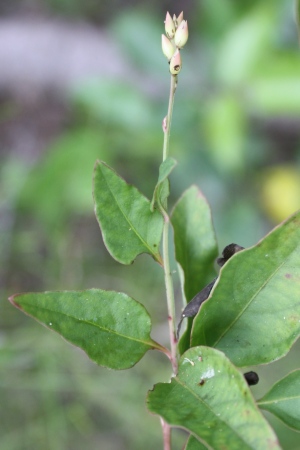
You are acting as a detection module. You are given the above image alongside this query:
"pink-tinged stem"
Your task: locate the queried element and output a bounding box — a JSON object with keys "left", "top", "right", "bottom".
{"left": 160, "top": 418, "right": 172, "bottom": 450}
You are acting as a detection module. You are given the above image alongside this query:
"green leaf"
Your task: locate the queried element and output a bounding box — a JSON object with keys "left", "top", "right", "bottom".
{"left": 178, "top": 317, "right": 193, "bottom": 356}
{"left": 9, "top": 289, "right": 163, "bottom": 370}
{"left": 171, "top": 186, "right": 218, "bottom": 354}
{"left": 184, "top": 435, "right": 210, "bottom": 449}
{"left": 257, "top": 369, "right": 300, "bottom": 431}
{"left": 171, "top": 186, "right": 218, "bottom": 302}
{"left": 191, "top": 210, "right": 300, "bottom": 366}
{"left": 150, "top": 157, "right": 177, "bottom": 211}
{"left": 147, "top": 347, "right": 281, "bottom": 450}
{"left": 93, "top": 161, "right": 163, "bottom": 264}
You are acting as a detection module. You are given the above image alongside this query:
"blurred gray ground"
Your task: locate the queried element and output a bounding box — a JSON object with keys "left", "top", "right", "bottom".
{"left": 0, "top": 17, "right": 133, "bottom": 161}
{"left": 0, "top": 18, "right": 130, "bottom": 96}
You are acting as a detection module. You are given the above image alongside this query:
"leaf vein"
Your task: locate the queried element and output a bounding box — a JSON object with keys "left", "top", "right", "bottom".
{"left": 213, "top": 258, "right": 287, "bottom": 348}
{"left": 258, "top": 395, "right": 300, "bottom": 405}
{"left": 175, "top": 377, "right": 253, "bottom": 448}
{"left": 100, "top": 164, "right": 157, "bottom": 257}
{"left": 26, "top": 304, "right": 153, "bottom": 347}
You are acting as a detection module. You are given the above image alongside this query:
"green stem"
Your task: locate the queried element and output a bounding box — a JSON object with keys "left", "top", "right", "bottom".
{"left": 162, "top": 74, "right": 178, "bottom": 376}
{"left": 163, "top": 75, "right": 177, "bottom": 161}
{"left": 162, "top": 217, "right": 178, "bottom": 375}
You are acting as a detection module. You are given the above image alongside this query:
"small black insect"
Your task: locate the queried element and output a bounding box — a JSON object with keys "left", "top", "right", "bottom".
{"left": 177, "top": 243, "right": 245, "bottom": 337}
{"left": 244, "top": 371, "right": 259, "bottom": 386}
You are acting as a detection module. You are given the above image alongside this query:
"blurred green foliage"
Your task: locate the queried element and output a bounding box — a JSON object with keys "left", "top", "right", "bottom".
{"left": 1, "top": 1, "right": 300, "bottom": 449}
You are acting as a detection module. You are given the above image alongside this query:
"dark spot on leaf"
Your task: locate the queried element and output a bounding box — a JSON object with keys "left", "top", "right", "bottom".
{"left": 285, "top": 273, "right": 292, "bottom": 279}
{"left": 198, "top": 379, "right": 205, "bottom": 386}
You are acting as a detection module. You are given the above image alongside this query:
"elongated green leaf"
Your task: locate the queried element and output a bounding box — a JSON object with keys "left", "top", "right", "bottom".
{"left": 258, "top": 370, "right": 300, "bottom": 431}
{"left": 151, "top": 157, "right": 177, "bottom": 211}
{"left": 171, "top": 186, "right": 218, "bottom": 354}
{"left": 9, "top": 289, "right": 163, "bottom": 370}
{"left": 191, "top": 210, "right": 300, "bottom": 366}
{"left": 171, "top": 186, "right": 218, "bottom": 302}
{"left": 93, "top": 161, "right": 163, "bottom": 264}
{"left": 147, "top": 347, "right": 281, "bottom": 450}
{"left": 185, "top": 435, "right": 210, "bottom": 450}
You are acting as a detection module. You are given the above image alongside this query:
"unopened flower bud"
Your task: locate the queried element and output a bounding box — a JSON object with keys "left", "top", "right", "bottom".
{"left": 165, "top": 12, "right": 175, "bottom": 39}
{"left": 162, "top": 34, "right": 176, "bottom": 60}
{"left": 177, "top": 12, "right": 184, "bottom": 26}
{"left": 169, "top": 49, "right": 182, "bottom": 75}
{"left": 174, "top": 20, "right": 188, "bottom": 49}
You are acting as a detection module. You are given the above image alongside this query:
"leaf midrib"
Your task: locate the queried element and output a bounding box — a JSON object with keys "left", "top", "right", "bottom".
{"left": 258, "top": 393, "right": 300, "bottom": 406}
{"left": 212, "top": 255, "right": 288, "bottom": 348}
{"left": 21, "top": 302, "right": 154, "bottom": 347}
{"left": 99, "top": 164, "right": 158, "bottom": 258}
{"left": 174, "top": 377, "right": 260, "bottom": 450}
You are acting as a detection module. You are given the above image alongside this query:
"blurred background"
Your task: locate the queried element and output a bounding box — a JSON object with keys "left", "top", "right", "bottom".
{"left": 1, "top": 0, "right": 300, "bottom": 449}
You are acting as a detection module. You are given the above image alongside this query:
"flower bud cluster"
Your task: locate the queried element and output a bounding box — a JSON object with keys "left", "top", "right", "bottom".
{"left": 162, "top": 11, "right": 188, "bottom": 75}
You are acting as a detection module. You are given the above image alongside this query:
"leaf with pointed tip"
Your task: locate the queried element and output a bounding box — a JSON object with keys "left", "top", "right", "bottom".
{"left": 191, "top": 210, "right": 300, "bottom": 367}
{"left": 171, "top": 186, "right": 218, "bottom": 354}
{"left": 171, "top": 186, "right": 218, "bottom": 301}
{"left": 93, "top": 161, "right": 163, "bottom": 265}
{"left": 151, "top": 156, "right": 177, "bottom": 211}
{"left": 9, "top": 289, "right": 164, "bottom": 370}
{"left": 147, "top": 347, "right": 281, "bottom": 450}
{"left": 257, "top": 370, "right": 300, "bottom": 431}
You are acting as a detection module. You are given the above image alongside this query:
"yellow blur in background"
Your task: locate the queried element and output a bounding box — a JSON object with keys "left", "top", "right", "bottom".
{"left": 260, "top": 165, "right": 300, "bottom": 222}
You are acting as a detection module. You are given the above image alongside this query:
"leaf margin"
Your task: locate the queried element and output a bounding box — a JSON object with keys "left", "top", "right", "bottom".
{"left": 9, "top": 288, "right": 166, "bottom": 370}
